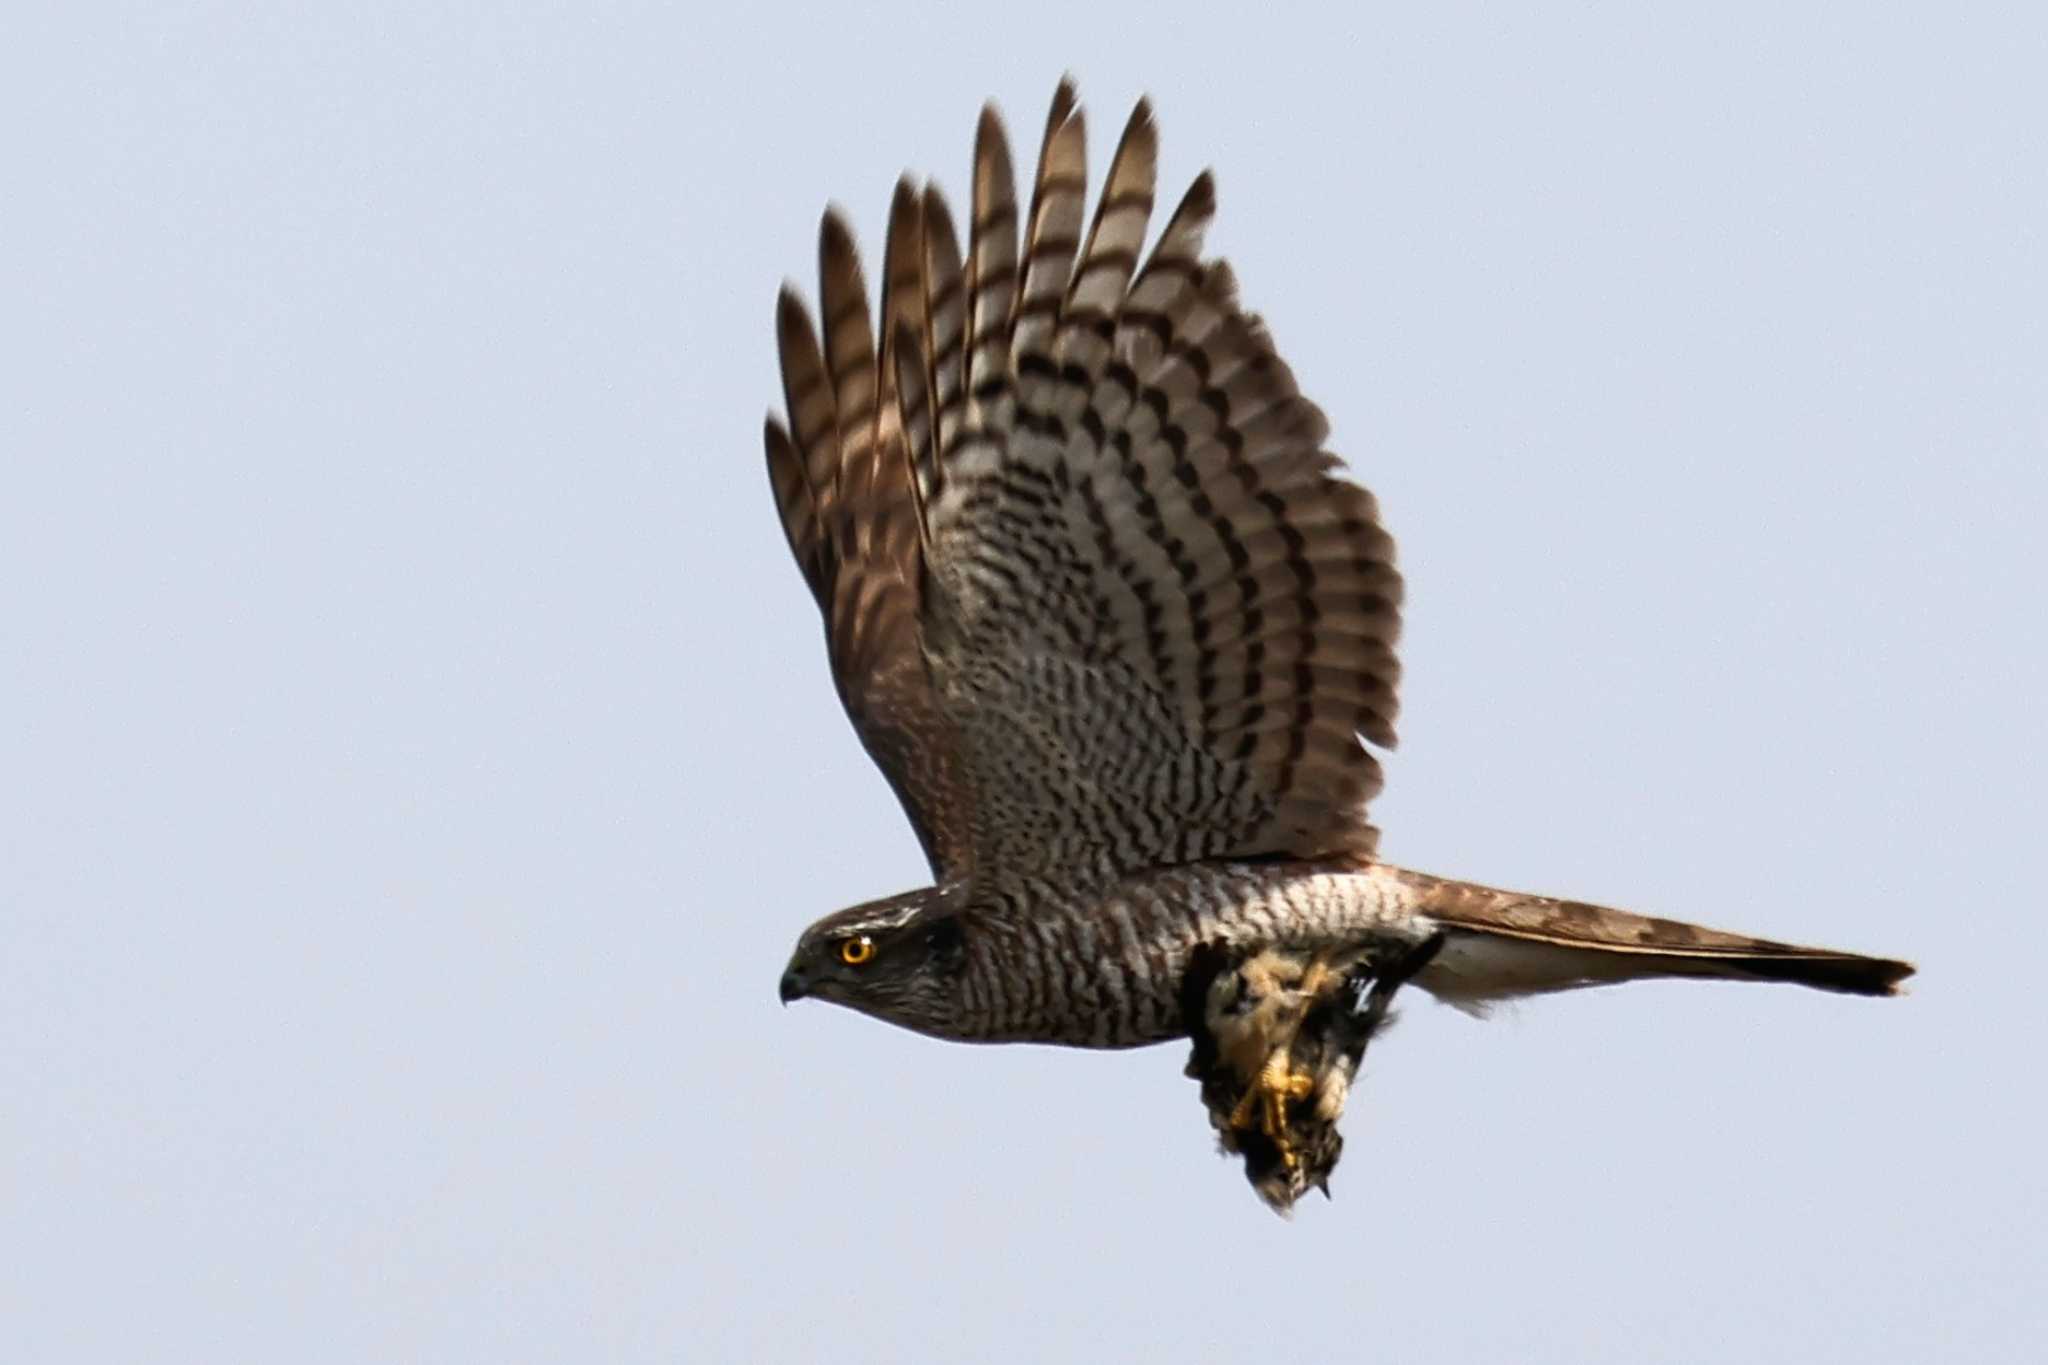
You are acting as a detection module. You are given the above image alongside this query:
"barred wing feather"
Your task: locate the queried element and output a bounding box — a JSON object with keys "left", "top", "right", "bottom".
{"left": 769, "top": 81, "right": 1402, "bottom": 888}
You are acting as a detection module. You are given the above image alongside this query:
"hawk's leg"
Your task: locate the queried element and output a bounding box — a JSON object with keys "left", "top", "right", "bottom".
{"left": 1225, "top": 955, "right": 1348, "bottom": 1167}
{"left": 1228, "top": 1050, "right": 1319, "bottom": 1166}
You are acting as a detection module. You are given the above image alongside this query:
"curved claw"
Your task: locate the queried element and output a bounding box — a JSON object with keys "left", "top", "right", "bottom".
{"left": 1227, "top": 1051, "right": 1320, "bottom": 1167}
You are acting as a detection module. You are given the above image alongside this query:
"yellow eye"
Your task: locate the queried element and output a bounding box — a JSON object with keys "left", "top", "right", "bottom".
{"left": 839, "top": 935, "right": 876, "bottom": 966}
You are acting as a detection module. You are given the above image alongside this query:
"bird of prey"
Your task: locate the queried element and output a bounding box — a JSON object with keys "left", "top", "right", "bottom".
{"left": 765, "top": 80, "right": 1912, "bottom": 1211}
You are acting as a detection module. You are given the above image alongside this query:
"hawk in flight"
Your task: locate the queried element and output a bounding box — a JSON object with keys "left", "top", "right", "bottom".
{"left": 766, "top": 81, "right": 1912, "bottom": 1211}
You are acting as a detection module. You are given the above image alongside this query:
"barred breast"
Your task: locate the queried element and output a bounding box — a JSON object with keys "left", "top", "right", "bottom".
{"left": 952, "top": 862, "right": 1430, "bottom": 1047}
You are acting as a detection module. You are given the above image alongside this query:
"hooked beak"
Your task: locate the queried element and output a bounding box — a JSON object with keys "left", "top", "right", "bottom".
{"left": 779, "top": 967, "right": 809, "bottom": 1005}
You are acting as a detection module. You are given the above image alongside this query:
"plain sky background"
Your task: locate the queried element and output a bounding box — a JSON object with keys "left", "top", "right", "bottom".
{"left": 5, "top": 3, "right": 2044, "bottom": 1361}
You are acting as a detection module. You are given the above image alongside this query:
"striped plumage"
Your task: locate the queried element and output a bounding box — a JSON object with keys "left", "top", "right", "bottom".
{"left": 765, "top": 82, "right": 1912, "bottom": 1209}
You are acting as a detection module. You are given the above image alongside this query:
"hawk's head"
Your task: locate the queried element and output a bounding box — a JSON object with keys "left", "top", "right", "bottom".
{"left": 778, "top": 884, "right": 968, "bottom": 1036}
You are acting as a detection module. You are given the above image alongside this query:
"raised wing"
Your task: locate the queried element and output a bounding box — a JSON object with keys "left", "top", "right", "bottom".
{"left": 769, "top": 81, "right": 1403, "bottom": 888}
{"left": 765, "top": 201, "right": 977, "bottom": 879}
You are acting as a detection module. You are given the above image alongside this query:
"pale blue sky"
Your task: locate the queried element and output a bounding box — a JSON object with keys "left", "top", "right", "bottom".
{"left": 4, "top": 4, "right": 2044, "bottom": 1362}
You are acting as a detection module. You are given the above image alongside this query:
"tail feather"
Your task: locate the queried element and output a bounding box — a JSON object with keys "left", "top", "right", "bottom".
{"left": 1702, "top": 950, "right": 1915, "bottom": 996}
{"left": 1383, "top": 867, "right": 1915, "bottom": 1008}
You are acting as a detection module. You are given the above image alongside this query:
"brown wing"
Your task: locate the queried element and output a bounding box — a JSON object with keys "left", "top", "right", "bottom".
{"left": 769, "top": 81, "right": 1402, "bottom": 887}
{"left": 765, "top": 192, "right": 976, "bottom": 879}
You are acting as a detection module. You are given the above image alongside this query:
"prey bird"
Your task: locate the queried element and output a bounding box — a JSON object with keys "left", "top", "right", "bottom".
{"left": 764, "top": 80, "right": 1912, "bottom": 1211}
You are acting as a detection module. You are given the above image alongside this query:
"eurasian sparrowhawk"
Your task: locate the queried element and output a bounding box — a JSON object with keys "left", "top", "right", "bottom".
{"left": 765, "top": 81, "right": 1912, "bottom": 1211}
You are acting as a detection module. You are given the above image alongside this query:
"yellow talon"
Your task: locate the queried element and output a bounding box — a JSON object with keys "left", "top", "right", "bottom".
{"left": 1227, "top": 1051, "right": 1321, "bottom": 1168}
{"left": 1227, "top": 1080, "right": 1261, "bottom": 1134}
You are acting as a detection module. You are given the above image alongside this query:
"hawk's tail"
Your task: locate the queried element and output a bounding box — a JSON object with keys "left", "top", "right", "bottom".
{"left": 1385, "top": 868, "right": 1914, "bottom": 1009}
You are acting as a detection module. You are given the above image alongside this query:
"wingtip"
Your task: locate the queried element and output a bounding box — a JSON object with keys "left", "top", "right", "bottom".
{"left": 775, "top": 284, "right": 815, "bottom": 341}
{"left": 1103, "top": 95, "right": 1159, "bottom": 186}
{"left": 921, "top": 181, "right": 958, "bottom": 238}
{"left": 1043, "top": 76, "right": 1084, "bottom": 148}
{"left": 976, "top": 100, "right": 1007, "bottom": 148}
{"left": 1124, "top": 95, "right": 1158, "bottom": 151}
{"left": 818, "top": 205, "right": 859, "bottom": 264}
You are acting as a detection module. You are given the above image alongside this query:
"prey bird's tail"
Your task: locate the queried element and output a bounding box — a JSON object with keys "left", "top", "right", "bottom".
{"left": 1383, "top": 868, "right": 1915, "bottom": 1010}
